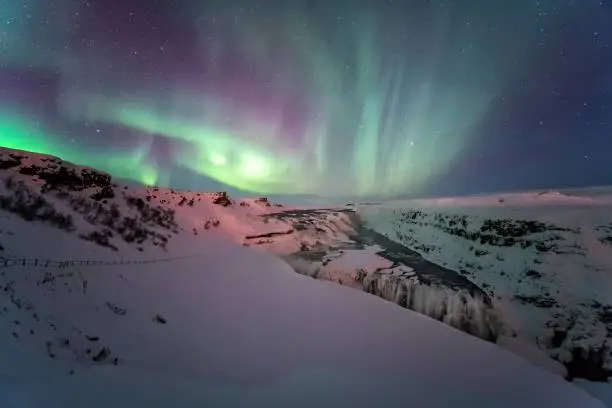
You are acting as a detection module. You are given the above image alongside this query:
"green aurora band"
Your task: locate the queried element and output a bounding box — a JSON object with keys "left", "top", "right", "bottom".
{"left": 0, "top": 110, "right": 160, "bottom": 186}
{"left": 0, "top": 2, "right": 542, "bottom": 197}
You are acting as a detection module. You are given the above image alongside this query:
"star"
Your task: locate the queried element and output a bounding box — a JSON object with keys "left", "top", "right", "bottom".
{"left": 0, "top": 0, "right": 609, "bottom": 197}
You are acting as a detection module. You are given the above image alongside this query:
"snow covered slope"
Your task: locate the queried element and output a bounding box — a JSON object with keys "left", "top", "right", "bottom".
{"left": 0, "top": 227, "right": 603, "bottom": 407}
{"left": 0, "top": 147, "right": 298, "bottom": 256}
{"left": 358, "top": 190, "right": 612, "bottom": 382}
{"left": 0, "top": 147, "right": 605, "bottom": 406}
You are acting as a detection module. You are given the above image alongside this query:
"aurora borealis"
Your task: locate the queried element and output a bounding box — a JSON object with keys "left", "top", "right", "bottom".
{"left": 1, "top": 0, "right": 611, "bottom": 198}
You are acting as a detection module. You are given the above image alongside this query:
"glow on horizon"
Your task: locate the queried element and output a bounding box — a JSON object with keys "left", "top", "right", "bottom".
{"left": 0, "top": 2, "right": 537, "bottom": 197}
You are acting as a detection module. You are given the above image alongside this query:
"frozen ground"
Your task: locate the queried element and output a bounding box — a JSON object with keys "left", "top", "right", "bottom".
{"left": 357, "top": 190, "right": 612, "bottom": 397}
{"left": 0, "top": 147, "right": 607, "bottom": 406}
{"left": 0, "top": 209, "right": 603, "bottom": 407}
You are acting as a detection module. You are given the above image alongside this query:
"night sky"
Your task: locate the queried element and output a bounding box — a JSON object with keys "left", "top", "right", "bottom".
{"left": 0, "top": 0, "right": 611, "bottom": 198}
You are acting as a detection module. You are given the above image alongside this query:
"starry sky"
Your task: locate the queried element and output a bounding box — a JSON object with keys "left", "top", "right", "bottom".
{"left": 0, "top": 0, "right": 611, "bottom": 199}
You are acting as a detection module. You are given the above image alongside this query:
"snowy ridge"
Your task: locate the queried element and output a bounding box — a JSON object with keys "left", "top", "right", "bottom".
{"left": 358, "top": 191, "right": 612, "bottom": 382}
{"left": 0, "top": 147, "right": 607, "bottom": 406}
{"left": 0, "top": 147, "right": 295, "bottom": 257}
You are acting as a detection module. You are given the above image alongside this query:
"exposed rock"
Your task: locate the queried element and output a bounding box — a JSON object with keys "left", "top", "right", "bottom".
{"left": 0, "top": 180, "right": 75, "bottom": 231}
{"left": 513, "top": 294, "right": 557, "bottom": 308}
{"left": 105, "top": 302, "right": 127, "bottom": 316}
{"left": 212, "top": 192, "right": 232, "bottom": 206}
{"left": 92, "top": 347, "right": 111, "bottom": 362}
{"left": 565, "top": 344, "right": 611, "bottom": 382}
{"left": 153, "top": 314, "right": 167, "bottom": 324}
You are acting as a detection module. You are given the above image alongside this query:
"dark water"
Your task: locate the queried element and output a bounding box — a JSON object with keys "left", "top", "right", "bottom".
{"left": 265, "top": 208, "right": 489, "bottom": 302}
{"left": 265, "top": 208, "right": 497, "bottom": 341}
{"left": 354, "top": 226, "right": 490, "bottom": 303}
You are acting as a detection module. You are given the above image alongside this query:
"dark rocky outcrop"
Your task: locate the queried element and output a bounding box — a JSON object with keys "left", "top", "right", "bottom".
{"left": 0, "top": 154, "right": 23, "bottom": 170}
{"left": 212, "top": 192, "right": 232, "bottom": 206}
{"left": 513, "top": 294, "right": 557, "bottom": 308}
{"left": 0, "top": 179, "right": 75, "bottom": 231}
{"left": 0, "top": 153, "right": 180, "bottom": 251}
{"left": 255, "top": 197, "right": 271, "bottom": 206}
{"left": 79, "top": 230, "right": 118, "bottom": 251}
{"left": 90, "top": 185, "right": 115, "bottom": 201}
{"left": 393, "top": 209, "right": 573, "bottom": 253}
{"left": 18, "top": 164, "right": 112, "bottom": 193}
{"left": 565, "top": 344, "right": 611, "bottom": 382}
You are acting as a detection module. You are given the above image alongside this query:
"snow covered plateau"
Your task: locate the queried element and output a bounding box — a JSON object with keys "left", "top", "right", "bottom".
{"left": 0, "top": 146, "right": 609, "bottom": 407}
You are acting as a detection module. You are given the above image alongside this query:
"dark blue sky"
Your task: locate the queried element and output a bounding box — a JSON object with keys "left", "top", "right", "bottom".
{"left": 436, "top": 0, "right": 612, "bottom": 197}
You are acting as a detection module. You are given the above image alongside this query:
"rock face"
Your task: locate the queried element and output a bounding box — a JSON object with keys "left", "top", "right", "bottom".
{"left": 266, "top": 209, "right": 499, "bottom": 343}
{"left": 392, "top": 209, "right": 571, "bottom": 254}
{"left": 18, "top": 164, "right": 112, "bottom": 194}
{"left": 357, "top": 201, "right": 612, "bottom": 382}
{"left": 361, "top": 267, "right": 497, "bottom": 341}
{"left": 0, "top": 148, "right": 179, "bottom": 252}
{"left": 212, "top": 192, "right": 232, "bottom": 206}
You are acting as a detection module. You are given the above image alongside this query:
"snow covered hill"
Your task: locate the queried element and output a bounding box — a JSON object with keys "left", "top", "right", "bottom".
{"left": 0, "top": 147, "right": 607, "bottom": 407}
{"left": 0, "top": 147, "right": 299, "bottom": 255}
{"left": 357, "top": 191, "right": 612, "bottom": 383}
